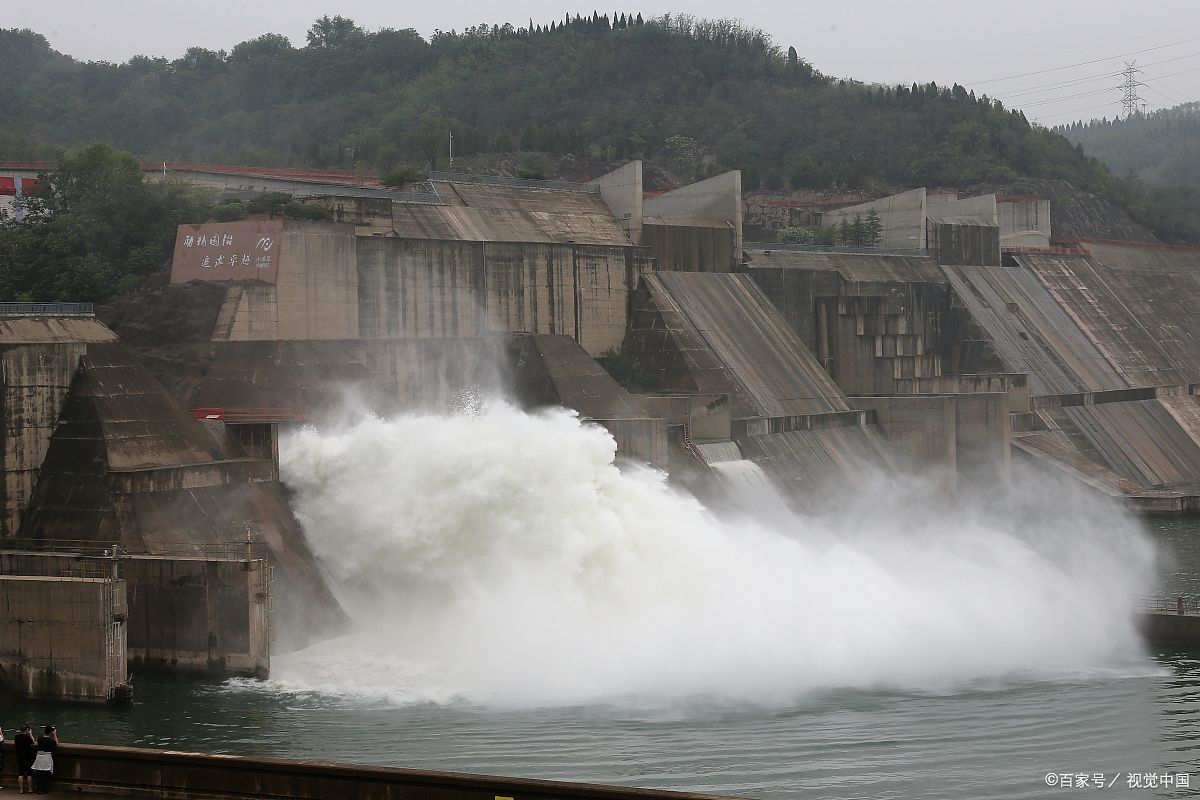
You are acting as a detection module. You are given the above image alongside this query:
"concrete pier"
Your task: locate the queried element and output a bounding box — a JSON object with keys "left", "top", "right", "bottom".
{"left": 1139, "top": 604, "right": 1200, "bottom": 648}
{"left": 0, "top": 574, "right": 129, "bottom": 702}
{"left": 0, "top": 548, "right": 270, "bottom": 680}
{"left": 0, "top": 743, "right": 747, "bottom": 800}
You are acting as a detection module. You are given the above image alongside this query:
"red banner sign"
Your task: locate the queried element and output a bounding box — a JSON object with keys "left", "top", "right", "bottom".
{"left": 170, "top": 220, "right": 284, "bottom": 284}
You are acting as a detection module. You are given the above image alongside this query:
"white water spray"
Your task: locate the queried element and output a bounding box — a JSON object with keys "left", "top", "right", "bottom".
{"left": 273, "top": 401, "right": 1156, "bottom": 707}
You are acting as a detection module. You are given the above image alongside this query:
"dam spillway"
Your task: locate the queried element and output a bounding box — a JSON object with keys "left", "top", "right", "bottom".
{"left": 1, "top": 164, "right": 1199, "bottom": 798}
{"left": 0, "top": 169, "right": 1197, "bottom": 707}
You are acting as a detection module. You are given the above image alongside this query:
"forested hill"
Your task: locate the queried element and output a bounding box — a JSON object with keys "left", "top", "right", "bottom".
{"left": 2, "top": 14, "right": 1112, "bottom": 194}
{"left": 1057, "top": 104, "right": 1200, "bottom": 190}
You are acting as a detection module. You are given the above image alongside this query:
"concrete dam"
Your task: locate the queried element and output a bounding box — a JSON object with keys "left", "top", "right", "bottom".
{"left": 0, "top": 161, "right": 1197, "bottom": 706}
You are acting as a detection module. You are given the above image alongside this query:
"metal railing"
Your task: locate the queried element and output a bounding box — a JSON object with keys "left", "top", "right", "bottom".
{"left": 0, "top": 301, "right": 95, "bottom": 316}
{"left": 1140, "top": 595, "right": 1200, "bottom": 615}
{"left": 743, "top": 243, "right": 930, "bottom": 256}
{"left": 0, "top": 537, "right": 264, "bottom": 561}
{"left": 428, "top": 170, "right": 601, "bottom": 193}
{"left": 296, "top": 182, "right": 448, "bottom": 205}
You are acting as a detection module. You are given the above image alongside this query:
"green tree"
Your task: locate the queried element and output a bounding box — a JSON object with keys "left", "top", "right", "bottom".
{"left": 415, "top": 108, "right": 453, "bottom": 170}
{"left": 863, "top": 209, "right": 883, "bottom": 245}
{"left": 305, "top": 15, "right": 364, "bottom": 48}
{"left": 837, "top": 219, "right": 851, "bottom": 245}
{"left": 0, "top": 144, "right": 211, "bottom": 302}
{"left": 848, "top": 214, "right": 866, "bottom": 245}
{"left": 0, "top": 15, "right": 1191, "bottom": 241}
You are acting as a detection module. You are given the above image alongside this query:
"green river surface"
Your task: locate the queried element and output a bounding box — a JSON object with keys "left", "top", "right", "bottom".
{"left": 4, "top": 517, "right": 1200, "bottom": 800}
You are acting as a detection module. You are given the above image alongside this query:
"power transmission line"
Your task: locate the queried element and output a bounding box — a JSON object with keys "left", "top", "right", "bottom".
{"left": 1000, "top": 71, "right": 1122, "bottom": 101}
{"left": 1015, "top": 86, "right": 1118, "bottom": 110}
{"left": 966, "top": 35, "right": 1200, "bottom": 85}
{"left": 996, "top": 51, "right": 1200, "bottom": 102}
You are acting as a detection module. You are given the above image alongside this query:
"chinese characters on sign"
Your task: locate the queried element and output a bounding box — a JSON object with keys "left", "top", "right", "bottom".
{"left": 170, "top": 220, "right": 285, "bottom": 284}
{"left": 181, "top": 231, "right": 274, "bottom": 270}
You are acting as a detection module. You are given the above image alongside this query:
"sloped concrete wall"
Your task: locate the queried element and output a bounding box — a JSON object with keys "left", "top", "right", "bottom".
{"left": 0, "top": 318, "right": 117, "bottom": 539}
{"left": 998, "top": 198, "right": 1051, "bottom": 246}
{"left": 934, "top": 194, "right": 998, "bottom": 224}
{"left": 594, "top": 161, "right": 643, "bottom": 244}
{"left": 644, "top": 170, "right": 742, "bottom": 254}
{"left": 2, "top": 342, "right": 88, "bottom": 537}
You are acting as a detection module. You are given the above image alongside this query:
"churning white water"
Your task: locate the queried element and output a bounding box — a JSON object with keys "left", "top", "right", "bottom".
{"left": 274, "top": 401, "right": 1157, "bottom": 708}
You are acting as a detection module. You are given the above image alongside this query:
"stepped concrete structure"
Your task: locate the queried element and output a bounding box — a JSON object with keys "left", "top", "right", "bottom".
{"left": 740, "top": 247, "right": 1013, "bottom": 483}
{"left": 160, "top": 166, "right": 743, "bottom": 476}
{"left": 17, "top": 341, "right": 342, "bottom": 642}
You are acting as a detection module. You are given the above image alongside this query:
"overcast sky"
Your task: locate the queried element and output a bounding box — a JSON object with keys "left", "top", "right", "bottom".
{"left": 3, "top": 0, "right": 1198, "bottom": 126}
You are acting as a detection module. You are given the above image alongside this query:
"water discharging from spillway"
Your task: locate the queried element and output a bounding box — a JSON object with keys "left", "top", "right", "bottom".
{"left": 272, "top": 400, "right": 1157, "bottom": 708}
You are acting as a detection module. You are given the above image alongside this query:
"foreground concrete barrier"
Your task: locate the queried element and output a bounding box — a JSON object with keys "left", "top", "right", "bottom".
{"left": 0, "top": 742, "right": 745, "bottom": 800}
{"left": 1139, "top": 611, "right": 1200, "bottom": 647}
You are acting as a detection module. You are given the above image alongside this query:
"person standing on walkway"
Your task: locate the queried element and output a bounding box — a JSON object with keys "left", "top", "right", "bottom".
{"left": 31, "top": 725, "right": 58, "bottom": 794}
{"left": 15, "top": 724, "right": 37, "bottom": 794}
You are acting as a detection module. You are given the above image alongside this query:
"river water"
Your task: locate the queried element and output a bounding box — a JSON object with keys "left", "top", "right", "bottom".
{"left": 6, "top": 408, "right": 1200, "bottom": 799}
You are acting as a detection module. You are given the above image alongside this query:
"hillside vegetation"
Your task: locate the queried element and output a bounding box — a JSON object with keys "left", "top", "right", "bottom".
{"left": 0, "top": 14, "right": 1194, "bottom": 242}
{"left": 1057, "top": 105, "right": 1200, "bottom": 243}
{"left": 2, "top": 16, "right": 1110, "bottom": 189}
{"left": 1058, "top": 104, "right": 1200, "bottom": 189}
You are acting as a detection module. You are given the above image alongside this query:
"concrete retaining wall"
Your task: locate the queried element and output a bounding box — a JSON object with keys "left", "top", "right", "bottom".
{"left": 954, "top": 392, "right": 1012, "bottom": 480}
{"left": 277, "top": 223, "right": 359, "bottom": 339}
{"left": 643, "top": 171, "right": 742, "bottom": 255}
{"left": 928, "top": 221, "right": 1001, "bottom": 266}
{"left": 998, "top": 198, "right": 1051, "bottom": 247}
{"left": 596, "top": 418, "right": 669, "bottom": 470}
{"left": 821, "top": 188, "right": 926, "bottom": 250}
{"left": 1139, "top": 612, "right": 1200, "bottom": 646}
{"left": 357, "top": 238, "right": 650, "bottom": 355}
{"left": 0, "top": 743, "right": 743, "bottom": 800}
{"left": 895, "top": 373, "right": 1030, "bottom": 413}
{"left": 0, "top": 552, "right": 269, "bottom": 679}
{"left": 0, "top": 575, "right": 127, "bottom": 702}
{"left": 642, "top": 223, "right": 737, "bottom": 273}
{"left": 850, "top": 396, "right": 956, "bottom": 473}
